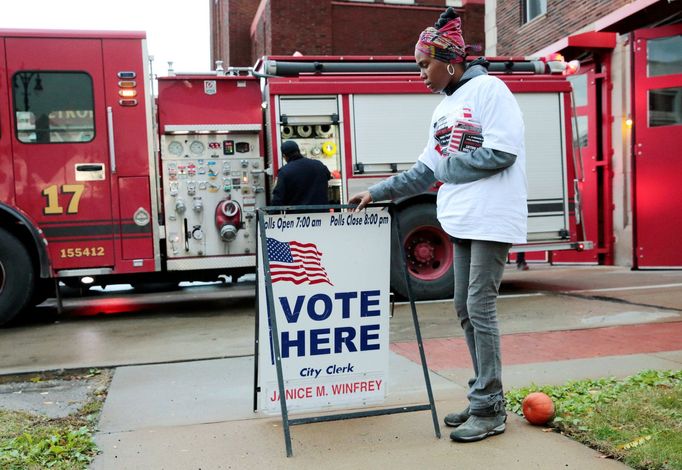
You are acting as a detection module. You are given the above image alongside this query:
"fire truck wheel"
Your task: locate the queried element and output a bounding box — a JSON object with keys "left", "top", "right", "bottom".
{"left": 391, "top": 204, "right": 454, "bottom": 300}
{"left": 0, "top": 228, "right": 36, "bottom": 326}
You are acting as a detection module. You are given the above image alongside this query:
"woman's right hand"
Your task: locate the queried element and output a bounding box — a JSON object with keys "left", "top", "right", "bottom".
{"left": 348, "top": 191, "right": 373, "bottom": 212}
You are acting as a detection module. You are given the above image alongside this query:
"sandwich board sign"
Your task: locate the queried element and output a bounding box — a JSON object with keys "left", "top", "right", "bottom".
{"left": 255, "top": 205, "right": 440, "bottom": 457}
{"left": 257, "top": 208, "right": 391, "bottom": 413}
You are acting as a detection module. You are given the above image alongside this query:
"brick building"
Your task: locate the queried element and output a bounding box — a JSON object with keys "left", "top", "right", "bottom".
{"left": 210, "top": 0, "right": 484, "bottom": 68}
{"left": 487, "top": 0, "right": 682, "bottom": 269}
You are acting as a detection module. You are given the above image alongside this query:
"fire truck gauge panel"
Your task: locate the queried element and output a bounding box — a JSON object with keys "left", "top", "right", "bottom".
{"left": 168, "top": 141, "right": 184, "bottom": 156}
{"left": 160, "top": 132, "right": 264, "bottom": 261}
{"left": 190, "top": 141, "right": 205, "bottom": 155}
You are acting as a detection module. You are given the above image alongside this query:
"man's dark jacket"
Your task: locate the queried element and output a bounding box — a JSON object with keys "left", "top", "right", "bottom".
{"left": 271, "top": 154, "right": 331, "bottom": 206}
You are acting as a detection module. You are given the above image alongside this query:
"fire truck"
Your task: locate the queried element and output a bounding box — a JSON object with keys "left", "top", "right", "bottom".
{"left": 0, "top": 29, "right": 590, "bottom": 325}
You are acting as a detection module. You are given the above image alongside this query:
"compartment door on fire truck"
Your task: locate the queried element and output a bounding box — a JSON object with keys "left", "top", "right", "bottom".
{"left": 515, "top": 92, "right": 571, "bottom": 242}
{"left": 6, "top": 36, "right": 115, "bottom": 269}
{"left": 633, "top": 24, "right": 682, "bottom": 268}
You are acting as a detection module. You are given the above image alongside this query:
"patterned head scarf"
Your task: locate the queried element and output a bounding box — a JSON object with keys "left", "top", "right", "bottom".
{"left": 415, "top": 9, "right": 467, "bottom": 64}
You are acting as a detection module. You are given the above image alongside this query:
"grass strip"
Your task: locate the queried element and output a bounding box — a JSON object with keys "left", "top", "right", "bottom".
{"left": 0, "top": 369, "right": 109, "bottom": 470}
{"left": 506, "top": 369, "right": 682, "bottom": 470}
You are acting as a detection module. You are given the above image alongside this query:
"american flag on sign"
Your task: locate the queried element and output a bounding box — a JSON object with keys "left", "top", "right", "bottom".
{"left": 266, "top": 238, "right": 333, "bottom": 285}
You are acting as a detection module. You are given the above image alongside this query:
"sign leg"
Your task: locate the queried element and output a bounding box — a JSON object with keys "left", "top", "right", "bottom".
{"left": 253, "top": 256, "right": 260, "bottom": 413}
{"left": 393, "top": 207, "right": 441, "bottom": 438}
{"left": 257, "top": 211, "right": 294, "bottom": 456}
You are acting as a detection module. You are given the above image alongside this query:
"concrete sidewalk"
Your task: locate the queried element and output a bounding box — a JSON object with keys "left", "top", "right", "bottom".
{"left": 90, "top": 321, "right": 682, "bottom": 469}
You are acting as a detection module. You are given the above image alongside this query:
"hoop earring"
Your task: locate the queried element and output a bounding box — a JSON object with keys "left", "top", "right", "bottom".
{"left": 447, "top": 63, "right": 455, "bottom": 76}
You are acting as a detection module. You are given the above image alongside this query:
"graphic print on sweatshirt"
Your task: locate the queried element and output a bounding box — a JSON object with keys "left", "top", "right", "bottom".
{"left": 433, "top": 106, "right": 483, "bottom": 158}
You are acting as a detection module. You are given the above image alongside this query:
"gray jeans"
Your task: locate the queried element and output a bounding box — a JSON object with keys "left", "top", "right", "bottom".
{"left": 452, "top": 238, "right": 511, "bottom": 417}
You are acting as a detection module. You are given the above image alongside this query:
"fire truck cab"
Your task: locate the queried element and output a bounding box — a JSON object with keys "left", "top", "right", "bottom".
{"left": 0, "top": 29, "right": 159, "bottom": 325}
{"left": 0, "top": 29, "right": 590, "bottom": 326}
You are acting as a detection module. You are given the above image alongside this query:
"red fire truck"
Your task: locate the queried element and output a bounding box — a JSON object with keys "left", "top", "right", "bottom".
{"left": 0, "top": 29, "right": 590, "bottom": 325}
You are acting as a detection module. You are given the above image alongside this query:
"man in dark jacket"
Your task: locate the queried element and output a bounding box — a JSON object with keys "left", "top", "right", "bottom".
{"left": 271, "top": 140, "right": 331, "bottom": 206}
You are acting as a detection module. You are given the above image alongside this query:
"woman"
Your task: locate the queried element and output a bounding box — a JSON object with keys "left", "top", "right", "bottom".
{"left": 349, "top": 7, "right": 527, "bottom": 443}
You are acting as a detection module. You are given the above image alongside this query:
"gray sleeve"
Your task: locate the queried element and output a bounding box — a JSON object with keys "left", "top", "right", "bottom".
{"left": 368, "top": 161, "right": 437, "bottom": 202}
{"left": 434, "top": 147, "right": 517, "bottom": 184}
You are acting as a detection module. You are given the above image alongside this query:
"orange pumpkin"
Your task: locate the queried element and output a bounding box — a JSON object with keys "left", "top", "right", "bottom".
{"left": 522, "top": 392, "right": 555, "bottom": 425}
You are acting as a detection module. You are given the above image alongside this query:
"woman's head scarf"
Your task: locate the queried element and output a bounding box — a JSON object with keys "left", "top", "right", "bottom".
{"left": 415, "top": 8, "right": 467, "bottom": 64}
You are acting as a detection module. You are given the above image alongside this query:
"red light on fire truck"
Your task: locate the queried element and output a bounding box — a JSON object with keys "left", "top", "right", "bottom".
{"left": 119, "top": 89, "right": 137, "bottom": 98}
{"left": 563, "top": 60, "right": 580, "bottom": 76}
{"left": 540, "top": 53, "right": 580, "bottom": 76}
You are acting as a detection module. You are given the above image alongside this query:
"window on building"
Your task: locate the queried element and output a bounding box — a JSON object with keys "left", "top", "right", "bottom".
{"left": 522, "top": 0, "right": 547, "bottom": 24}
{"left": 649, "top": 87, "right": 682, "bottom": 127}
{"left": 647, "top": 35, "right": 682, "bottom": 77}
{"left": 12, "top": 71, "right": 94, "bottom": 144}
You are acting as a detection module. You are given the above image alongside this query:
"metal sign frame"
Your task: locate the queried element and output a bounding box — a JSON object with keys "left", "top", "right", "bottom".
{"left": 253, "top": 203, "right": 440, "bottom": 457}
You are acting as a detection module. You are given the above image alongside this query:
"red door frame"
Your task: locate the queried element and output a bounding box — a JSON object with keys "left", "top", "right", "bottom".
{"left": 598, "top": 52, "right": 615, "bottom": 266}
{"left": 632, "top": 24, "right": 682, "bottom": 268}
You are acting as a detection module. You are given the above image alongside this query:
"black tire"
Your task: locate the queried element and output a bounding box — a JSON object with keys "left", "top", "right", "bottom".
{"left": 0, "top": 228, "right": 36, "bottom": 326}
{"left": 391, "top": 203, "right": 454, "bottom": 300}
